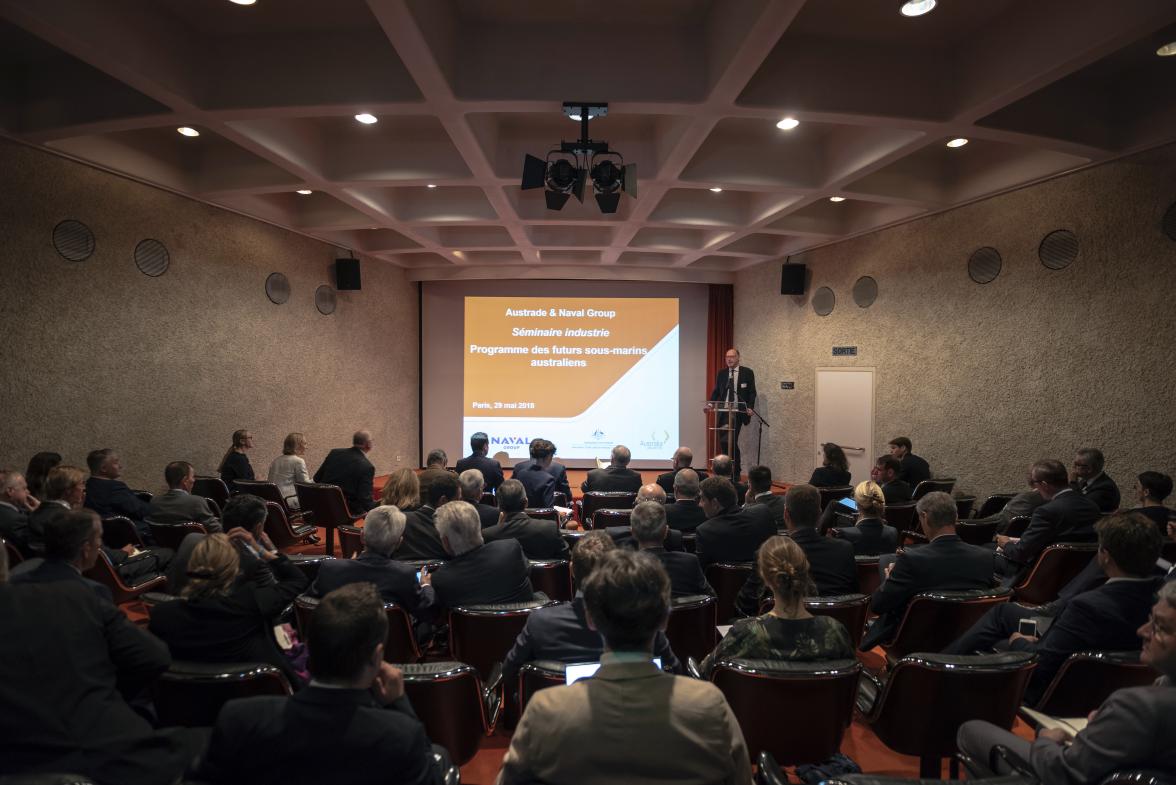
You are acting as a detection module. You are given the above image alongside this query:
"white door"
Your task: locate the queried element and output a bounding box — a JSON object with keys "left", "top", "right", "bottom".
{"left": 814, "top": 368, "right": 874, "bottom": 487}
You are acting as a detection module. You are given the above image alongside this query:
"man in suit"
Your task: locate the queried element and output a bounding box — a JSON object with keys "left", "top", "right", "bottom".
{"left": 311, "top": 505, "right": 438, "bottom": 625}
{"left": 706, "top": 348, "right": 757, "bottom": 480}
{"left": 314, "top": 430, "right": 377, "bottom": 514}
{"left": 778, "top": 483, "right": 856, "bottom": 596}
{"left": 1070, "top": 447, "right": 1121, "bottom": 513}
{"left": 11, "top": 508, "right": 113, "bottom": 602}
{"left": 655, "top": 447, "right": 707, "bottom": 496}
{"left": 430, "top": 501, "right": 534, "bottom": 607}
{"left": 83, "top": 448, "right": 152, "bottom": 539}
{"left": 482, "top": 479, "right": 569, "bottom": 560}
{"left": 195, "top": 582, "right": 447, "bottom": 785}
{"left": 417, "top": 449, "right": 452, "bottom": 507}
{"left": 603, "top": 484, "right": 688, "bottom": 553}
{"left": 0, "top": 468, "right": 39, "bottom": 555}
{"left": 694, "top": 476, "right": 775, "bottom": 568}
{"left": 582, "top": 444, "right": 643, "bottom": 493}
{"left": 997, "top": 459, "right": 1102, "bottom": 580}
{"left": 665, "top": 468, "right": 708, "bottom": 533}
{"left": 632, "top": 501, "right": 714, "bottom": 598}
{"left": 887, "top": 437, "right": 930, "bottom": 488}
{"left": 870, "top": 455, "right": 913, "bottom": 503}
{"left": 458, "top": 468, "right": 501, "bottom": 528}
{"left": 957, "top": 580, "right": 1176, "bottom": 782}
{"left": 165, "top": 494, "right": 278, "bottom": 595}
{"left": 456, "top": 431, "right": 505, "bottom": 492}
{"left": 394, "top": 471, "right": 456, "bottom": 562}
{"left": 861, "top": 491, "right": 995, "bottom": 650}
{"left": 146, "top": 460, "right": 220, "bottom": 529}
{"left": 710, "top": 454, "right": 749, "bottom": 504}
{"left": 743, "top": 464, "right": 784, "bottom": 529}
{"left": 513, "top": 438, "right": 572, "bottom": 505}
{"left": 498, "top": 548, "right": 750, "bottom": 785}
{"left": 946, "top": 512, "right": 1162, "bottom": 705}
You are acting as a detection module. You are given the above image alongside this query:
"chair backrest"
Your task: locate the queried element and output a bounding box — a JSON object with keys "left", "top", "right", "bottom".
{"left": 885, "top": 588, "right": 1013, "bottom": 659}
{"left": 295, "top": 594, "right": 420, "bottom": 663}
{"left": 528, "top": 559, "right": 572, "bottom": 602}
{"left": 100, "top": 516, "right": 141, "bottom": 549}
{"left": 516, "top": 661, "right": 567, "bottom": 718}
{"left": 336, "top": 524, "right": 364, "bottom": 559}
{"left": 975, "top": 493, "right": 1015, "bottom": 519}
{"left": 294, "top": 482, "right": 354, "bottom": 526}
{"left": 154, "top": 660, "right": 292, "bottom": 727}
{"left": 581, "top": 491, "right": 637, "bottom": 526}
{"left": 3, "top": 538, "right": 24, "bottom": 566}
{"left": 883, "top": 501, "right": 919, "bottom": 533}
{"left": 524, "top": 507, "right": 558, "bottom": 522}
{"left": 449, "top": 599, "right": 558, "bottom": 679}
{"left": 818, "top": 486, "right": 853, "bottom": 511}
{"left": 912, "top": 479, "right": 955, "bottom": 500}
{"left": 1012, "top": 542, "right": 1099, "bottom": 605}
{"left": 1005, "top": 515, "right": 1031, "bottom": 537}
{"left": 665, "top": 594, "right": 719, "bottom": 662}
{"left": 712, "top": 658, "right": 862, "bottom": 765}
{"left": 805, "top": 594, "right": 871, "bottom": 650}
{"left": 480, "top": 492, "right": 496, "bottom": 506}
{"left": 398, "top": 662, "right": 490, "bottom": 766}
{"left": 704, "top": 562, "right": 754, "bottom": 623}
{"left": 83, "top": 550, "right": 166, "bottom": 605}
{"left": 1163, "top": 538, "right": 1176, "bottom": 563}
{"left": 552, "top": 491, "right": 570, "bottom": 508}
{"left": 233, "top": 480, "right": 287, "bottom": 510}
{"left": 192, "top": 476, "right": 230, "bottom": 510}
{"left": 955, "top": 495, "right": 976, "bottom": 520}
{"left": 1034, "top": 651, "right": 1158, "bottom": 717}
{"left": 855, "top": 556, "right": 882, "bottom": 597}
{"left": 1099, "top": 771, "right": 1176, "bottom": 785}
{"left": 591, "top": 508, "right": 632, "bottom": 530}
{"left": 146, "top": 521, "right": 207, "bottom": 550}
{"left": 868, "top": 652, "right": 1035, "bottom": 760}
{"left": 956, "top": 519, "right": 1000, "bottom": 546}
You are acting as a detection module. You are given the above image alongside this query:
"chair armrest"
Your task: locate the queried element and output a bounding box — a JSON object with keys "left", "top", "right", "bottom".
{"left": 990, "top": 744, "right": 1035, "bottom": 778}
{"left": 756, "top": 751, "right": 789, "bottom": 785}
{"left": 483, "top": 661, "right": 504, "bottom": 732}
{"left": 129, "top": 574, "right": 168, "bottom": 593}
{"left": 484, "top": 661, "right": 504, "bottom": 695}
{"left": 856, "top": 668, "right": 885, "bottom": 717}
{"left": 686, "top": 656, "right": 702, "bottom": 680}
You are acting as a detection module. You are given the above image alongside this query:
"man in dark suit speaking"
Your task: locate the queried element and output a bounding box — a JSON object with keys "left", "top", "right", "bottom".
{"left": 706, "top": 348, "right": 756, "bottom": 479}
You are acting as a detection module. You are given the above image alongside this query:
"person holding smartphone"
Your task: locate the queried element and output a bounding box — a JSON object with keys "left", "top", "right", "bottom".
{"left": 829, "top": 481, "right": 899, "bottom": 556}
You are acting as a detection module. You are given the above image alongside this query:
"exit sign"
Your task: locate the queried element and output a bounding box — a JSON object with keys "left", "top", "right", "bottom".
{"left": 832, "top": 346, "right": 858, "bottom": 356}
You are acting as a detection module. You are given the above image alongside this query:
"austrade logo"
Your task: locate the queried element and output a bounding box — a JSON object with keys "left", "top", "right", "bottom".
{"left": 489, "top": 435, "right": 531, "bottom": 447}
{"left": 639, "top": 429, "right": 671, "bottom": 450}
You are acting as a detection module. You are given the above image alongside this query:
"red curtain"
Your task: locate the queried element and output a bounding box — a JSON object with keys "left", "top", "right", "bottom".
{"left": 706, "top": 283, "right": 734, "bottom": 399}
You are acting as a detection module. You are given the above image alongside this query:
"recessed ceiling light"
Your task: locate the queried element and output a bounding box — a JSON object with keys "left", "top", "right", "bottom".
{"left": 900, "top": 0, "right": 936, "bottom": 17}
{"left": 176, "top": 126, "right": 199, "bottom": 137}
{"left": 426, "top": 184, "right": 438, "bottom": 189}
{"left": 228, "top": 0, "right": 257, "bottom": 5}
{"left": 1157, "top": 41, "right": 1176, "bottom": 57}
{"left": 829, "top": 196, "right": 846, "bottom": 202}
{"left": 776, "top": 117, "right": 800, "bottom": 131}
{"left": 354, "top": 113, "right": 378, "bottom": 125}
{"left": 568, "top": 114, "right": 582, "bottom": 122}
{"left": 296, "top": 189, "right": 313, "bottom": 195}
{"left": 709, "top": 187, "right": 723, "bottom": 193}
{"left": 946, "top": 137, "right": 969, "bottom": 148}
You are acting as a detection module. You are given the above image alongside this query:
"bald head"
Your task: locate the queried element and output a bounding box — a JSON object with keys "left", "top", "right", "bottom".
{"left": 353, "top": 431, "right": 373, "bottom": 451}
{"left": 611, "top": 445, "right": 632, "bottom": 467}
{"left": 673, "top": 468, "right": 700, "bottom": 500}
{"left": 672, "top": 447, "right": 694, "bottom": 471}
{"left": 637, "top": 483, "right": 666, "bottom": 505}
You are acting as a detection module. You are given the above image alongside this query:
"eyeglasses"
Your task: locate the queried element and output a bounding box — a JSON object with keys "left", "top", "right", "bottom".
{"left": 1146, "top": 613, "right": 1174, "bottom": 639}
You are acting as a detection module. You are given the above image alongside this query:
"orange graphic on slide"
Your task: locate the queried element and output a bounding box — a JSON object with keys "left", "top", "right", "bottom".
{"left": 464, "top": 297, "right": 678, "bottom": 418}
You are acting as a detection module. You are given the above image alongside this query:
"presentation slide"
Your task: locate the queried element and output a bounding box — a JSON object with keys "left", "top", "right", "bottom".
{"left": 463, "top": 296, "right": 679, "bottom": 461}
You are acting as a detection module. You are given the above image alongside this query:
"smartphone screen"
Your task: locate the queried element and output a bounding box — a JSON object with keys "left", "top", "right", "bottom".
{"left": 837, "top": 496, "right": 858, "bottom": 512}
{"left": 415, "top": 570, "right": 422, "bottom": 583}
{"left": 1018, "top": 618, "right": 1038, "bottom": 636}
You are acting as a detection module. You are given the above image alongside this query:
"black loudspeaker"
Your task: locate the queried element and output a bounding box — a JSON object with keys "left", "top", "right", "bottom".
{"left": 335, "top": 258, "right": 361, "bottom": 290}
{"left": 781, "top": 263, "right": 806, "bottom": 295}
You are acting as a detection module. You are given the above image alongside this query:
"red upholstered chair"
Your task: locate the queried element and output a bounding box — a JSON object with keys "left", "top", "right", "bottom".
{"left": 580, "top": 491, "right": 637, "bottom": 527}
{"left": 805, "top": 593, "right": 871, "bottom": 650}
{"left": 399, "top": 662, "right": 498, "bottom": 766}
{"left": 146, "top": 521, "right": 206, "bottom": 550}
{"left": 1012, "top": 543, "right": 1098, "bottom": 606}
{"left": 294, "top": 482, "right": 362, "bottom": 557}
{"left": 883, "top": 502, "right": 918, "bottom": 536}
{"left": 975, "top": 493, "right": 1015, "bottom": 519}
{"left": 1032, "top": 651, "right": 1158, "bottom": 717}
{"left": 553, "top": 491, "right": 569, "bottom": 508}
{"left": 262, "top": 501, "right": 317, "bottom": 551}
{"left": 957, "top": 519, "right": 1000, "bottom": 545}
{"left": 448, "top": 598, "right": 558, "bottom": 681}
{"left": 1005, "top": 515, "right": 1032, "bottom": 537}
{"left": 955, "top": 495, "right": 976, "bottom": 520}
{"left": 704, "top": 562, "right": 754, "bottom": 623}
{"left": 665, "top": 594, "right": 719, "bottom": 662}
{"left": 154, "top": 661, "right": 292, "bottom": 727}
{"left": 295, "top": 594, "right": 421, "bottom": 663}
{"left": 591, "top": 508, "right": 632, "bottom": 530}
{"left": 100, "top": 516, "right": 142, "bottom": 549}
{"left": 818, "top": 486, "right": 852, "bottom": 511}
{"left": 524, "top": 507, "right": 559, "bottom": 522}
{"left": 83, "top": 550, "right": 166, "bottom": 605}
{"left": 882, "top": 587, "right": 1013, "bottom": 661}
{"left": 912, "top": 479, "right": 955, "bottom": 500}
{"left": 336, "top": 524, "right": 363, "bottom": 559}
{"left": 855, "top": 556, "right": 882, "bottom": 597}
{"left": 480, "top": 492, "right": 497, "bottom": 506}
{"left": 192, "top": 476, "right": 231, "bottom": 512}
{"left": 516, "top": 661, "right": 567, "bottom": 718}
{"left": 529, "top": 559, "right": 572, "bottom": 602}
{"left": 236, "top": 480, "right": 313, "bottom": 525}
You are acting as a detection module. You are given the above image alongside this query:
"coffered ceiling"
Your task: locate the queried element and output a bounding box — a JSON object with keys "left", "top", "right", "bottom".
{"left": 3, "top": 0, "right": 1175, "bottom": 282}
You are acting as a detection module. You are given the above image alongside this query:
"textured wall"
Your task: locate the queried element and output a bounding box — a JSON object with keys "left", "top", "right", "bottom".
{"left": 0, "top": 140, "right": 419, "bottom": 492}
{"left": 735, "top": 144, "right": 1176, "bottom": 502}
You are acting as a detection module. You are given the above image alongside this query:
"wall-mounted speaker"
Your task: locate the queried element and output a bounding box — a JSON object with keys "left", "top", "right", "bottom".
{"left": 781, "top": 263, "right": 806, "bottom": 295}
{"left": 335, "top": 258, "right": 361, "bottom": 290}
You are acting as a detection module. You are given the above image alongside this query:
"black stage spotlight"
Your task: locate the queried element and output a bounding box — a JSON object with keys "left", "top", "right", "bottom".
{"left": 521, "top": 154, "right": 547, "bottom": 190}
{"left": 591, "top": 159, "right": 622, "bottom": 213}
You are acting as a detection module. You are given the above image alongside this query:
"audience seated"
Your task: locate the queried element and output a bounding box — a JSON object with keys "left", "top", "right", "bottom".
{"left": 166, "top": 494, "right": 278, "bottom": 595}
{"left": 497, "top": 548, "right": 749, "bottom": 785}
{"left": 267, "top": 432, "right": 311, "bottom": 510}
{"left": 456, "top": 431, "right": 505, "bottom": 492}
{"left": 972, "top": 488, "right": 1048, "bottom": 533}
{"left": 430, "top": 501, "right": 535, "bottom": 607}
{"left": 0, "top": 467, "right": 39, "bottom": 555}
{"left": 709, "top": 454, "right": 748, "bottom": 503}
{"left": 84, "top": 448, "right": 152, "bottom": 539}
{"left": 871, "top": 454, "right": 913, "bottom": 503}
{"left": 888, "top": 436, "right": 931, "bottom": 487}
{"left": 0, "top": 546, "right": 205, "bottom": 785}
{"left": 417, "top": 448, "right": 452, "bottom": 506}
{"left": 218, "top": 428, "right": 256, "bottom": 491}
{"left": 996, "top": 459, "right": 1102, "bottom": 580}
{"left": 695, "top": 476, "right": 776, "bottom": 569}
{"left": 1130, "top": 470, "right": 1172, "bottom": 536}
{"left": 311, "top": 505, "right": 438, "bottom": 626}
{"left": 512, "top": 438, "right": 560, "bottom": 508}
{"left": 394, "top": 471, "right": 457, "bottom": 562}
{"left": 195, "top": 583, "right": 448, "bottom": 785}
{"left": 24, "top": 450, "right": 61, "bottom": 501}
{"left": 581, "top": 444, "right": 643, "bottom": 493}
{"left": 958, "top": 580, "right": 1176, "bottom": 781}
{"left": 482, "top": 479, "right": 569, "bottom": 560}
{"left": 314, "top": 430, "right": 377, "bottom": 514}
{"left": 860, "top": 491, "right": 994, "bottom": 651}
{"left": 381, "top": 466, "right": 422, "bottom": 513}
{"left": 946, "top": 512, "right": 1162, "bottom": 705}
{"left": 601, "top": 485, "right": 687, "bottom": 552}
{"left": 655, "top": 446, "right": 707, "bottom": 496}
{"left": 665, "top": 468, "right": 708, "bottom": 533}
{"left": 809, "top": 442, "right": 852, "bottom": 487}
{"left": 459, "top": 468, "right": 502, "bottom": 528}
{"left": 743, "top": 464, "right": 784, "bottom": 528}
{"left": 701, "top": 535, "right": 853, "bottom": 678}
{"left": 513, "top": 438, "right": 572, "bottom": 503}
{"left": 149, "top": 531, "right": 308, "bottom": 686}
{"left": 12, "top": 508, "right": 115, "bottom": 602}
{"left": 831, "top": 481, "right": 899, "bottom": 556}
{"left": 631, "top": 501, "right": 713, "bottom": 598}
{"left": 1069, "top": 447, "right": 1121, "bottom": 513}
{"left": 146, "top": 460, "right": 220, "bottom": 529}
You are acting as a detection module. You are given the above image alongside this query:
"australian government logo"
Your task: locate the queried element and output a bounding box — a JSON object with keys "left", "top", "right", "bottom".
{"left": 639, "top": 430, "right": 671, "bottom": 450}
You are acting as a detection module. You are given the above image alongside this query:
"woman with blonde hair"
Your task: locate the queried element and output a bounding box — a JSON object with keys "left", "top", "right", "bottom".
{"left": 831, "top": 480, "right": 899, "bottom": 556}
{"left": 148, "top": 532, "right": 308, "bottom": 686}
{"left": 218, "top": 429, "right": 255, "bottom": 491}
{"left": 700, "top": 535, "right": 853, "bottom": 678}
{"left": 268, "top": 432, "right": 311, "bottom": 509}
{"left": 381, "top": 467, "right": 421, "bottom": 512}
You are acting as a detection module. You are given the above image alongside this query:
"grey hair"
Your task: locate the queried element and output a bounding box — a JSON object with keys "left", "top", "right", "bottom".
{"left": 637, "top": 483, "right": 666, "bottom": 504}
{"left": 1159, "top": 580, "right": 1176, "bottom": 610}
{"left": 362, "top": 505, "right": 406, "bottom": 556}
{"left": 1076, "top": 447, "right": 1105, "bottom": 473}
{"left": 915, "top": 491, "right": 957, "bottom": 530}
{"left": 458, "top": 468, "right": 485, "bottom": 500}
{"left": 0, "top": 470, "right": 21, "bottom": 494}
{"left": 673, "top": 468, "right": 700, "bottom": 499}
{"left": 436, "top": 501, "right": 483, "bottom": 556}
{"left": 630, "top": 501, "right": 667, "bottom": 544}
{"left": 611, "top": 445, "right": 632, "bottom": 466}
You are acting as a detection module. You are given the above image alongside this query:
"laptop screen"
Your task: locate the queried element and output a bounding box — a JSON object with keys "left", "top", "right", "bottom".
{"left": 565, "top": 657, "right": 663, "bottom": 684}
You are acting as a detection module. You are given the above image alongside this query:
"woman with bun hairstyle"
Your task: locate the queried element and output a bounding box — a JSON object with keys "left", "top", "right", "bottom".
{"left": 831, "top": 480, "right": 899, "bottom": 556}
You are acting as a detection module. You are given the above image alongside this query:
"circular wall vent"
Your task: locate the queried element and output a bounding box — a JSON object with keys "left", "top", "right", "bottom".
{"left": 968, "top": 246, "right": 1002, "bottom": 284}
{"left": 1161, "top": 201, "right": 1176, "bottom": 242}
{"left": 812, "top": 286, "right": 835, "bottom": 316}
{"left": 315, "top": 285, "right": 336, "bottom": 315}
{"left": 52, "top": 220, "right": 95, "bottom": 262}
{"left": 1039, "top": 229, "right": 1079, "bottom": 270}
{"left": 133, "top": 239, "right": 169, "bottom": 277}
{"left": 265, "top": 272, "right": 290, "bottom": 304}
{"left": 852, "top": 276, "right": 878, "bottom": 308}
